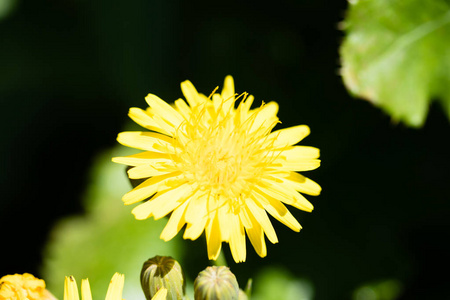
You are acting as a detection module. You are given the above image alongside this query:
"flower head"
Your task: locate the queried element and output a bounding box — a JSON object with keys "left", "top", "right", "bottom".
{"left": 0, "top": 273, "right": 56, "bottom": 300}
{"left": 64, "top": 273, "right": 124, "bottom": 300}
{"left": 113, "top": 75, "right": 321, "bottom": 262}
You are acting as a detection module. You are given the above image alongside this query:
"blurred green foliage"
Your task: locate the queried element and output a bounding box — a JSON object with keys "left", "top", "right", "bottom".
{"left": 251, "top": 267, "right": 314, "bottom": 300}
{"left": 353, "top": 279, "right": 403, "bottom": 300}
{"left": 340, "top": 0, "right": 450, "bottom": 127}
{"left": 41, "top": 146, "right": 184, "bottom": 299}
{"left": 0, "top": 0, "right": 17, "bottom": 20}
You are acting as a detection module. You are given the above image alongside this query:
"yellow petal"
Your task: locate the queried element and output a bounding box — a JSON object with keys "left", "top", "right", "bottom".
{"left": 273, "top": 146, "right": 320, "bottom": 172}
{"left": 259, "top": 179, "right": 314, "bottom": 212}
{"left": 174, "top": 98, "right": 192, "bottom": 120}
{"left": 268, "top": 125, "right": 310, "bottom": 149}
{"left": 217, "top": 205, "right": 231, "bottom": 242}
{"left": 160, "top": 201, "right": 189, "bottom": 241}
{"left": 245, "top": 221, "right": 267, "bottom": 258}
{"left": 253, "top": 188, "right": 302, "bottom": 232}
{"left": 181, "top": 80, "right": 202, "bottom": 108}
{"left": 245, "top": 197, "right": 278, "bottom": 244}
{"left": 116, "top": 131, "right": 175, "bottom": 153}
{"left": 236, "top": 94, "right": 254, "bottom": 123}
{"left": 272, "top": 146, "right": 320, "bottom": 160}
{"left": 105, "top": 273, "right": 124, "bottom": 300}
{"left": 278, "top": 172, "right": 322, "bottom": 196}
{"left": 212, "top": 93, "right": 224, "bottom": 115}
{"left": 238, "top": 205, "right": 252, "bottom": 229}
{"left": 206, "top": 213, "right": 222, "bottom": 260}
{"left": 248, "top": 102, "right": 279, "bottom": 134}
{"left": 184, "top": 192, "right": 207, "bottom": 223}
{"left": 229, "top": 214, "right": 246, "bottom": 263}
{"left": 149, "top": 113, "right": 178, "bottom": 136}
{"left": 132, "top": 183, "right": 191, "bottom": 220}
{"left": 276, "top": 159, "right": 321, "bottom": 172}
{"left": 80, "top": 279, "right": 92, "bottom": 300}
{"left": 221, "top": 75, "right": 235, "bottom": 101}
{"left": 220, "top": 75, "right": 235, "bottom": 113}
{"left": 64, "top": 276, "right": 79, "bottom": 300}
{"left": 145, "top": 94, "right": 184, "bottom": 128}
{"left": 128, "top": 107, "right": 171, "bottom": 135}
{"left": 127, "top": 164, "right": 174, "bottom": 179}
{"left": 112, "top": 151, "right": 173, "bottom": 166}
{"left": 122, "top": 171, "right": 183, "bottom": 205}
{"left": 183, "top": 217, "right": 207, "bottom": 240}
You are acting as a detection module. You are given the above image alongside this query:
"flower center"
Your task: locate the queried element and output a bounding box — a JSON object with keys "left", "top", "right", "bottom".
{"left": 175, "top": 104, "right": 265, "bottom": 200}
{"left": 195, "top": 130, "right": 249, "bottom": 198}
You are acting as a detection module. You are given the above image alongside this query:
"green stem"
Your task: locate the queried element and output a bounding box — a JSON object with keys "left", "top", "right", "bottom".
{"left": 213, "top": 251, "right": 228, "bottom": 267}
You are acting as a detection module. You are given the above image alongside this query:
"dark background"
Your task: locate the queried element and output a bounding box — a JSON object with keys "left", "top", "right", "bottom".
{"left": 1, "top": 1, "right": 449, "bottom": 299}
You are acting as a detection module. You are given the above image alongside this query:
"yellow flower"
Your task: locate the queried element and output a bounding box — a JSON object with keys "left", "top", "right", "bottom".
{"left": 0, "top": 273, "right": 56, "bottom": 300}
{"left": 113, "top": 75, "right": 321, "bottom": 262}
{"left": 64, "top": 273, "right": 124, "bottom": 300}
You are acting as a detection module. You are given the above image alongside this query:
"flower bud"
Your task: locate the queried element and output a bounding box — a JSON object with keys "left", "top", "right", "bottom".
{"left": 140, "top": 256, "right": 185, "bottom": 300}
{"left": 0, "top": 273, "right": 56, "bottom": 300}
{"left": 194, "top": 266, "right": 239, "bottom": 300}
{"left": 238, "top": 289, "right": 248, "bottom": 300}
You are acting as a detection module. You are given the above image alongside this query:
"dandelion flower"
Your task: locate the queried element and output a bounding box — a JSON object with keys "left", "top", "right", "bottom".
{"left": 113, "top": 76, "right": 321, "bottom": 262}
{"left": 64, "top": 273, "right": 124, "bottom": 300}
{"left": 0, "top": 273, "right": 56, "bottom": 300}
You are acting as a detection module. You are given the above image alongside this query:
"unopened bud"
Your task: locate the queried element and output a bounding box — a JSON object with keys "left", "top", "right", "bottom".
{"left": 238, "top": 289, "right": 248, "bottom": 300}
{"left": 140, "top": 256, "right": 185, "bottom": 300}
{"left": 194, "top": 266, "right": 239, "bottom": 300}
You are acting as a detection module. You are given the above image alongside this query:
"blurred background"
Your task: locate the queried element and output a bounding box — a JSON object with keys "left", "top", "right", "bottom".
{"left": 1, "top": 0, "right": 449, "bottom": 299}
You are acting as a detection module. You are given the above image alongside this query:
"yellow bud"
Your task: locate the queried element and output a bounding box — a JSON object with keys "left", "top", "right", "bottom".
{"left": 194, "top": 266, "right": 239, "bottom": 300}
{"left": 140, "top": 256, "right": 185, "bottom": 300}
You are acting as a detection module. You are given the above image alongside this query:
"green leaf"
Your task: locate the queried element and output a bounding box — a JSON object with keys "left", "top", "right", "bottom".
{"left": 352, "top": 279, "right": 403, "bottom": 300}
{"left": 250, "top": 267, "right": 314, "bottom": 300}
{"left": 0, "top": 0, "right": 18, "bottom": 21}
{"left": 340, "top": 0, "right": 450, "bottom": 127}
{"left": 40, "top": 147, "right": 184, "bottom": 299}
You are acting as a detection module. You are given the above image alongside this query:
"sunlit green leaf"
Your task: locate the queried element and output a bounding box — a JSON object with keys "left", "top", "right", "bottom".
{"left": 251, "top": 267, "right": 314, "bottom": 300}
{"left": 340, "top": 0, "right": 450, "bottom": 127}
{"left": 41, "top": 147, "right": 184, "bottom": 299}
